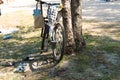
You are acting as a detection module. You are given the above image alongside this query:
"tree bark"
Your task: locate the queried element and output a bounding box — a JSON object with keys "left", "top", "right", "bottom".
{"left": 71, "top": 0, "right": 86, "bottom": 52}
{"left": 61, "top": 0, "right": 75, "bottom": 54}
{"left": 0, "top": 0, "right": 3, "bottom": 4}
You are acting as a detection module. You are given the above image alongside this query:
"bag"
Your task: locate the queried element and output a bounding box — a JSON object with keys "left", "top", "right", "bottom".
{"left": 33, "top": 2, "right": 45, "bottom": 28}
{"left": 34, "top": 15, "right": 45, "bottom": 28}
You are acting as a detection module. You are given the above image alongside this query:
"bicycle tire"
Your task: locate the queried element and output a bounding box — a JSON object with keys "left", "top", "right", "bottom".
{"left": 52, "top": 23, "right": 65, "bottom": 63}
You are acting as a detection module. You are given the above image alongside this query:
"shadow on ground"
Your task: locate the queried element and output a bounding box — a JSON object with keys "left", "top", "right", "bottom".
{"left": 0, "top": 26, "right": 59, "bottom": 74}
{"left": 43, "top": 34, "right": 120, "bottom": 80}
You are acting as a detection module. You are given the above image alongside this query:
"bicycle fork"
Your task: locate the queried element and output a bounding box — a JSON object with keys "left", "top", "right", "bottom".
{"left": 41, "top": 24, "right": 56, "bottom": 52}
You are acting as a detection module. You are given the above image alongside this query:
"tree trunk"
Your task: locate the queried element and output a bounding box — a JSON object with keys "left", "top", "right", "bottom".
{"left": 0, "top": 0, "right": 3, "bottom": 4}
{"left": 71, "top": 0, "right": 86, "bottom": 52}
{"left": 61, "top": 0, "right": 75, "bottom": 54}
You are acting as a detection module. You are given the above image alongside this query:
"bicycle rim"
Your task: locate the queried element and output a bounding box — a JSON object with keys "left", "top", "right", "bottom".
{"left": 52, "top": 23, "right": 65, "bottom": 63}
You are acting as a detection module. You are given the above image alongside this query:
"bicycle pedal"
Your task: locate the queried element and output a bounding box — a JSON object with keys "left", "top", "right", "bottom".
{"left": 51, "top": 41, "right": 56, "bottom": 44}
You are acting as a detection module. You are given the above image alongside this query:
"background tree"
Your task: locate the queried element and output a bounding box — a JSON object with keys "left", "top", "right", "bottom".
{"left": 0, "top": 0, "right": 3, "bottom": 4}
{"left": 71, "top": 0, "right": 86, "bottom": 52}
{"left": 61, "top": 0, "right": 75, "bottom": 54}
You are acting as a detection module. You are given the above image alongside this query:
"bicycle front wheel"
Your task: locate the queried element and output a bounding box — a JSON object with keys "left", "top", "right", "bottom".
{"left": 52, "top": 23, "right": 65, "bottom": 63}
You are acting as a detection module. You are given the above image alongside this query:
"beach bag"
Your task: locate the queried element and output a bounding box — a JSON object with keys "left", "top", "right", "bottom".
{"left": 33, "top": 2, "right": 45, "bottom": 28}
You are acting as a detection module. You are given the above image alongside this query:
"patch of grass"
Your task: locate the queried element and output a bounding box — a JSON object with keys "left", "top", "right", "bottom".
{"left": 110, "top": 72, "right": 120, "bottom": 80}
{"left": 75, "top": 53, "right": 91, "bottom": 72}
{"left": 94, "top": 76, "right": 111, "bottom": 80}
{"left": 0, "top": 30, "right": 41, "bottom": 60}
{"left": 100, "top": 43, "right": 119, "bottom": 52}
{"left": 0, "top": 15, "right": 41, "bottom": 60}
{"left": 85, "top": 33, "right": 120, "bottom": 54}
{"left": 0, "top": 9, "right": 49, "bottom": 80}
{"left": 41, "top": 76, "right": 50, "bottom": 80}
{"left": 115, "top": 32, "right": 120, "bottom": 37}
{"left": 83, "top": 30, "right": 120, "bottom": 80}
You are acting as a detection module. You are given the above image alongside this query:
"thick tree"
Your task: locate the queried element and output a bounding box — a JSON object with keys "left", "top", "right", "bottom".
{"left": 0, "top": 0, "right": 3, "bottom": 4}
{"left": 71, "top": 0, "right": 86, "bottom": 52}
{"left": 61, "top": 0, "right": 75, "bottom": 54}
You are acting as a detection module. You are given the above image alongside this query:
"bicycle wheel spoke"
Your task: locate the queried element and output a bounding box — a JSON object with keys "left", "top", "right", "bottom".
{"left": 52, "top": 23, "right": 65, "bottom": 62}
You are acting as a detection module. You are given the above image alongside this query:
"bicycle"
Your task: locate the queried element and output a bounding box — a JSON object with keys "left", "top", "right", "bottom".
{"left": 0, "top": 0, "right": 65, "bottom": 71}
{"left": 36, "top": 0, "right": 65, "bottom": 63}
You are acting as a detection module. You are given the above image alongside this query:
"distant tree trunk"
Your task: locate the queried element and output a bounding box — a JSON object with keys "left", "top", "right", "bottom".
{"left": 61, "top": 0, "right": 75, "bottom": 54}
{"left": 0, "top": 0, "right": 3, "bottom": 4}
{"left": 71, "top": 0, "right": 86, "bottom": 52}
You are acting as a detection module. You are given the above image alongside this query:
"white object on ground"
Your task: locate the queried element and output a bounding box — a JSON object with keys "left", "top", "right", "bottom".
{"left": 0, "top": 28, "right": 19, "bottom": 34}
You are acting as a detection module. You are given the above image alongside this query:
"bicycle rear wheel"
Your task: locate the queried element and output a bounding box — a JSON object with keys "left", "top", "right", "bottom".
{"left": 52, "top": 23, "right": 65, "bottom": 63}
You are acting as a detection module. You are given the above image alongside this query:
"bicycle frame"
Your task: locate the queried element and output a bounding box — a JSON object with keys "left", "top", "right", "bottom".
{"left": 38, "top": 1, "right": 60, "bottom": 52}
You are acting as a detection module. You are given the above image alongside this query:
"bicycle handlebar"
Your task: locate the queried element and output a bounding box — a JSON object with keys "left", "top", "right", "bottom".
{"left": 35, "top": 0, "right": 60, "bottom": 5}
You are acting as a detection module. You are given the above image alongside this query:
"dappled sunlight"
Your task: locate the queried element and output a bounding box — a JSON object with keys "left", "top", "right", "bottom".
{"left": 84, "top": 33, "right": 120, "bottom": 53}
{"left": 64, "top": 32, "right": 120, "bottom": 79}
{"left": 21, "top": 30, "right": 40, "bottom": 39}
{"left": 0, "top": 0, "right": 119, "bottom": 79}
{"left": 0, "top": 27, "right": 41, "bottom": 61}
{"left": 59, "top": 60, "right": 69, "bottom": 68}
{"left": 83, "top": 21, "right": 120, "bottom": 41}
{"left": 82, "top": 20, "right": 120, "bottom": 55}
{"left": 88, "top": 41, "right": 99, "bottom": 47}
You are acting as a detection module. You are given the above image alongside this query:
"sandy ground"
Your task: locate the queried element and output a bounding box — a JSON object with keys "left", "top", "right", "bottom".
{"left": 0, "top": 0, "right": 119, "bottom": 33}
{"left": 0, "top": 0, "right": 36, "bottom": 14}
{"left": 82, "top": 0, "right": 120, "bottom": 21}
{"left": 0, "top": 0, "right": 120, "bottom": 21}
{"left": 0, "top": 0, "right": 120, "bottom": 34}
